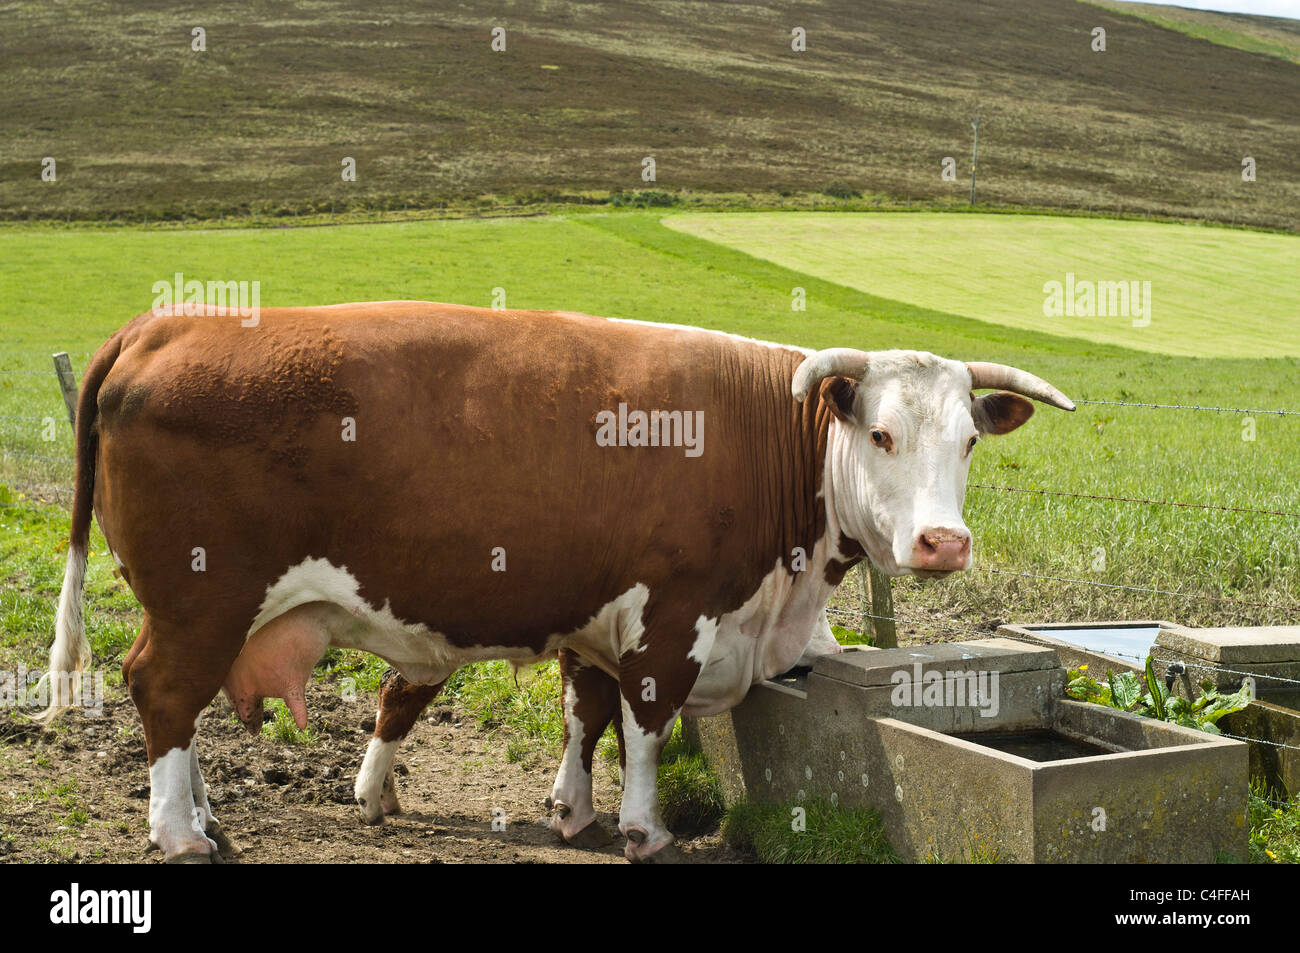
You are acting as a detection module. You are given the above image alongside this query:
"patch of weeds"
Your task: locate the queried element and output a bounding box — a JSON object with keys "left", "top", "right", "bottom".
{"left": 445, "top": 660, "right": 564, "bottom": 755}
{"left": 261, "top": 699, "right": 319, "bottom": 746}
{"left": 831, "top": 623, "right": 873, "bottom": 646}
{"left": 657, "top": 724, "right": 726, "bottom": 837}
{"left": 316, "top": 648, "right": 387, "bottom": 694}
{"left": 920, "top": 830, "right": 1002, "bottom": 863}
{"left": 57, "top": 806, "right": 88, "bottom": 828}
{"left": 505, "top": 736, "right": 533, "bottom": 764}
{"left": 36, "top": 835, "right": 75, "bottom": 859}
{"left": 1249, "top": 782, "right": 1300, "bottom": 864}
{"left": 723, "top": 797, "right": 899, "bottom": 863}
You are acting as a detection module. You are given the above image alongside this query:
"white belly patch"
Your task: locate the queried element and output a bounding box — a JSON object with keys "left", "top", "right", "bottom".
{"left": 247, "top": 555, "right": 828, "bottom": 709}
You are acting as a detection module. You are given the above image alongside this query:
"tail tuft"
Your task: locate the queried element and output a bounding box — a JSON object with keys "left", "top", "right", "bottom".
{"left": 32, "top": 545, "right": 91, "bottom": 722}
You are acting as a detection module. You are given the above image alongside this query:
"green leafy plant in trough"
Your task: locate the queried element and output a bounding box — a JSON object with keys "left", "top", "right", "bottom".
{"left": 1065, "top": 656, "right": 1252, "bottom": 734}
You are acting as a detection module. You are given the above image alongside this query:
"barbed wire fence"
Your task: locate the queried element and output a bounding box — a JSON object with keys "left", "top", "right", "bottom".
{"left": 0, "top": 354, "right": 77, "bottom": 504}
{"left": 4, "top": 355, "right": 1299, "bottom": 805}
{"left": 834, "top": 391, "right": 1300, "bottom": 643}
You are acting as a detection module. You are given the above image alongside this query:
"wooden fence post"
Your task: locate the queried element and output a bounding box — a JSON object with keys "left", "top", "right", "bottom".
{"left": 52, "top": 352, "right": 78, "bottom": 431}
{"left": 859, "top": 562, "right": 897, "bottom": 648}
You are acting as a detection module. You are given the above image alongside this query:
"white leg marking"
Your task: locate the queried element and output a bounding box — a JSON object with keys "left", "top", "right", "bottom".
{"left": 149, "top": 745, "right": 216, "bottom": 859}
{"left": 188, "top": 744, "right": 216, "bottom": 832}
{"left": 187, "top": 713, "right": 220, "bottom": 834}
{"left": 549, "top": 676, "right": 597, "bottom": 840}
{"left": 617, "top": 699, "right": 675, "bottom": 861}
{"left": 355, "top": 737, "right": 399, "bottom": 824}
{"left": 796, "top": 609, "right": 843, "bottom": 667}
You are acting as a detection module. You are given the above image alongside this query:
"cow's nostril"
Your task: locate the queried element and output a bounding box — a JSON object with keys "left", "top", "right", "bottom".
{"left": 923, "top": 531, "right": 969, "bottom": 551}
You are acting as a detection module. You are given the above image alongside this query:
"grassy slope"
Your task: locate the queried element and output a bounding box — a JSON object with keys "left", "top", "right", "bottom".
{"left": 663, "top": 211, "right": 1300, "bottom": 357}
{"left": 2, "top": 211, "right": 1297, "bottom": 646}
{"left": 1, "top": 0, "right": 1298, "bottom": 229}
{"left": 1088, "top": 0, "right": 1300, "bottom": 64}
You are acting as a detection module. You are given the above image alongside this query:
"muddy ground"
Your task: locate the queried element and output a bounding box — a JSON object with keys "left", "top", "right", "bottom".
{"left": 0, "top": 681, "right": 748, "bottom": 864}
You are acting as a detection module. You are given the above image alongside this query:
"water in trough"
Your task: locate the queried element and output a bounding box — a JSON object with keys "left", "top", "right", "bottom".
{"left": 951, "top": 729, "right": 1115, "bottom": 762}
{"left": 1028, "top": 624, "right": 1161, "bottom": 664}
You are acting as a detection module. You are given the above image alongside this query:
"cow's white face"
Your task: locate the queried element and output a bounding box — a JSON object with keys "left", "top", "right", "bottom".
{"left": 816, "top": 350, "right": 1040, "bottom": 578}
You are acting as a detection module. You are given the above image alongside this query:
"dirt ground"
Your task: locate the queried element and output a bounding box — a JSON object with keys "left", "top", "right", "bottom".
{"left": 0, "top": 681, "right": 748, "bottom": 864}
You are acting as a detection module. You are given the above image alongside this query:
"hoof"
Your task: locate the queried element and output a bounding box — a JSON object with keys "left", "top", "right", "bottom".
{"left": 356, "top": 795, "right": 385, "bottom": 826}
{"left": 207, "top": 824, "right": 242, "bottom": 859}
{"left": 631, "top": 841, "right": 685, "bottom": 864}
{"left": 622, "top": 826, "right": 678, "bottom": 863}
{"left": 166, "top": 849, "right": 214, "bottom": 864}
{"left": 562, "top": 818, "right": 615, "bottom": 849}
{"left": 380, "top": 773, "right": 402, "bottom": 815}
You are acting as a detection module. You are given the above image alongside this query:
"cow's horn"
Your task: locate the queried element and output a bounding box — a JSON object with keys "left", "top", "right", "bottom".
{"left": 792, "top": 349, "right": 871, "bottom": 402}
{"left": 966, "top": 362, "right": 1075, "bottom": 411}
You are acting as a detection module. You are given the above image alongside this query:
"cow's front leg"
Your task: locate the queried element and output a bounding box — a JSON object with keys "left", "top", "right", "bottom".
{"left": 616, "top": 615, "right": 718, "bottom": 863}
{"left": 355, "top": 668, "right": 446, "bottom": 824}
{"left": 547, "top": 649, "right": 618, "bottom": 848}
{"left": 795, "top": 609, "right": 843, "bottom": 668}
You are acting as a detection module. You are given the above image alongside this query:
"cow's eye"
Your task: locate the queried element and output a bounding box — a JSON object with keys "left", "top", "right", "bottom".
{"left": 870, "top": 428, "right": 893, "bottom": 452}
{"left": 966, "top": 435, "right": 979, "bottom": 455}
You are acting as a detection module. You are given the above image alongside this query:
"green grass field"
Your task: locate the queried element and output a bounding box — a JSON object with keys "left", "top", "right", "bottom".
{"left": 664, "top": 211, "right": 1300, "bottom": 357}
{"left": 1089, "top": 0, "right": 1300, "bottom": 64}
{"left": 2, "top": 209, "right": 1298, "bottom": 652}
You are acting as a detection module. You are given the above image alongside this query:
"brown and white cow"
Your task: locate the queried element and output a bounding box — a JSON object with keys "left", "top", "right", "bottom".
{"left": 36, "top": 301, "right": 1072, "bottom": 862}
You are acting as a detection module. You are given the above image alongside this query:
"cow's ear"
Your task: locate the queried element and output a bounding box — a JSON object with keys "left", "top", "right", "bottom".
{"left": 820, "top": 377, "right": 859, "bottom": 423}
{"left": 973, "top": 391, "right": 1034, "bottom": 435}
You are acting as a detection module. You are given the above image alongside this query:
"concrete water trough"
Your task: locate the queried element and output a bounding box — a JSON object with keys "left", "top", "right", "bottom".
{"left": 997, "top": 620, "right": 1300, "bottom": 796}
{"left": 685, "top": 639, "right": 1248, "bottom": 863}
{"left": 1154, "top": 625, "right": 1300, "bottom": 797}
{"left": 994, "top": 619, "right": 1172, "bottom": 674}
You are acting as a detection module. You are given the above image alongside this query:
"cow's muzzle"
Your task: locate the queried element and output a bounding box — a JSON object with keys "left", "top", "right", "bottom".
{"left": 909, "top": 526, "right": 972, "bottom": 574}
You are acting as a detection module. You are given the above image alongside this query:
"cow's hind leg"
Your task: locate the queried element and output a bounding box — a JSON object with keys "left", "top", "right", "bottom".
{"left": 355, "top": 668, "right": 446, "bottom": 825}
{"left": 547, "top": 649, "right": 619, "bottom": 848}
{"left": 125, "top": 616, "right": 242, "bottom": 863}
{"left": 188, "top": 721, "right": 240, "bottom": 858}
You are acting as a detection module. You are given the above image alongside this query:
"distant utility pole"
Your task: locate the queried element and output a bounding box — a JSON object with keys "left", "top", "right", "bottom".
{"left": 970, "top": 115, "right": 981, "bottom": 206}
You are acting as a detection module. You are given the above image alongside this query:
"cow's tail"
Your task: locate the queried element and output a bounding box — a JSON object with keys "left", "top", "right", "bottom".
{"left": 33, "top": 337, "right": 122, "bottom": 723}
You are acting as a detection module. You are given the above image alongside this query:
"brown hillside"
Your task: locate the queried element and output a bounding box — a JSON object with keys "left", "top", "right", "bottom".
{"left": 0, "top": 0, "right": 1295, "bottom": 227}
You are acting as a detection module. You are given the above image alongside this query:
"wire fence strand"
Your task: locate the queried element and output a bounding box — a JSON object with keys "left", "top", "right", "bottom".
{"left": 976, "top": 567, "right": 1300, "bottom": 614}
{"left": 969, "top": 483, "right": 1300, "bottom": 519}
{"left": 1, "top": 449, "right": 75, "bottom": 464}
{"left": 1075, "top": 398, "right": 1300, "bottom": 417}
